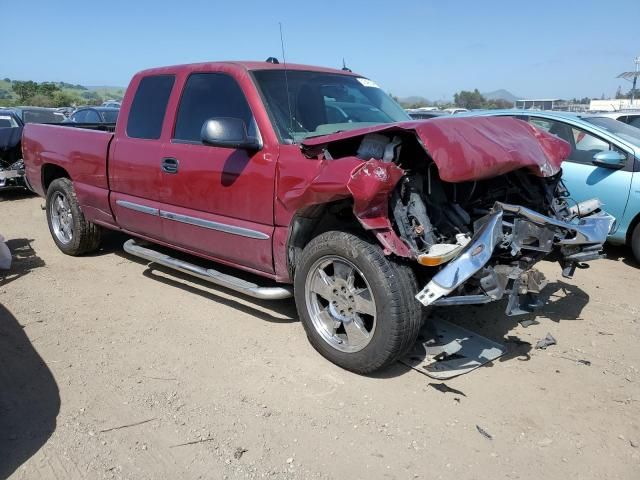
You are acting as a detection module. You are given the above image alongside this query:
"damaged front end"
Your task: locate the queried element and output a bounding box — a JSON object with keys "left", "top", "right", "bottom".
{"left": 415, "top": 201, "right": 614, "bottom": 315}
{"left": 298, "top": 117, "right": 614, "bottom": 315}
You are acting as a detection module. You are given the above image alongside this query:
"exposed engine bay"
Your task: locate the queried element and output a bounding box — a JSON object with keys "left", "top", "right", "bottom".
{"left": 298, "top": 117, "right": 615, "bottom": 315}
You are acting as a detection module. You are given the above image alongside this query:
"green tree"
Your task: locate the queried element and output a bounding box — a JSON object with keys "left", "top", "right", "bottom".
{"left": 81, "top": 90, "right": 104, "bottom": 105}
{"left": 453, "top": 89, "right": 486, "bottom": 109}
{"left": 51, "top": 91, "right": 81, "bottom": 107}
{"left": 12, "top": 80, "right": 39, "bottom": 103}
{"left": 29, "top": 94, "right": 55, "bottom": 107}
{"left": 38, "top": 82, "right": 60, "bottom": 97}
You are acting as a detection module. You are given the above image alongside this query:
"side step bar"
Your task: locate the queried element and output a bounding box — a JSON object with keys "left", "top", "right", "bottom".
{"left": 123, "top": 239, "right": 293, "bottom": 301}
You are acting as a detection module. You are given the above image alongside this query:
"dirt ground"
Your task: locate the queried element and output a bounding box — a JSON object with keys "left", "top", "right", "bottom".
{"left": 1, "top": 191, "right": 639, "bottom": 480}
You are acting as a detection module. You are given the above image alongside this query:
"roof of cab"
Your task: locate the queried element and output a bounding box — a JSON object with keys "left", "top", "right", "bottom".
{"left": 135, "top": 61, "right": 360, "bottom": 78}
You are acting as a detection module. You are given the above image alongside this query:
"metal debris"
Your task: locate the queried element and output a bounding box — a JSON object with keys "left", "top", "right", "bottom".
{"left": 476, "top": 425, "right": 493, "bottom": 440}
{"left": 99, "top": 418, "right": 155, "bottom": 433}
{"left": 234, "top": 447, "right": 248, "bottom": 459}
{"left": 519, "top": 318, "right": 540, "bottom": 328}
{"left": 402, "top": 318, "right": 506, "bottom": 379}
{"left": 535, "top": 333, "right": 557, "bottom": 350}
{"left": 427, "top": 382, "right": 467, "bottom": 397}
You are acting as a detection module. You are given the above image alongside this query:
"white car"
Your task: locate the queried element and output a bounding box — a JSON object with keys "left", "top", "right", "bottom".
{"left": 443, "top": 108, "right": 469, "bottom": 115}
{"left": 586, "top": 111, "right": 640, "bottom": 129}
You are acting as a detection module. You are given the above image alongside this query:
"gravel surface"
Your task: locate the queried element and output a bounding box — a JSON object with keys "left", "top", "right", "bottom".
{"left": 1, "top": 191, "right": 639, "bottom": 479}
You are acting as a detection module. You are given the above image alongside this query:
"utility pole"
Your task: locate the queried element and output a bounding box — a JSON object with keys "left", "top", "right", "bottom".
{"left": 617, "top": 56, "right": 640, "bottom": 108}
{"left": 632, "top": 56, "right": 640, "bottom": 105}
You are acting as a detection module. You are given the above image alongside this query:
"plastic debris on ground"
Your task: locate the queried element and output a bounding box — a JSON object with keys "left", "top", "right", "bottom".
{"left": 401, "top": 317, "right": 506, "bottom": 379}
{"left": 535, "top": 333, "right": 557, "bottom": 350}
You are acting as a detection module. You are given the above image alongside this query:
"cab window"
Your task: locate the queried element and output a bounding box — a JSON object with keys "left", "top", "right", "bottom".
{"left": 127, "top": 74, "right": 175, "bottom": 139}
{"left": 173, "top": 73, "right": 256, "bottom": 143}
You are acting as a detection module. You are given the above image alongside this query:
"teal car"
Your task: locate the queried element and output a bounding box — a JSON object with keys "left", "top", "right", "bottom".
{"left": 460, "top": 110, "right": 640, "bottom": 263}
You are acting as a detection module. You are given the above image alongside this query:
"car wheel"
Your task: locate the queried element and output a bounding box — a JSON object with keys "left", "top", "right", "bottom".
{"left": 294, "top": 231, "right": 423, "bottom": 374}
{"left": 46, "top": 178, "right": 101, "bottom": 255}
{"left": 631, "top": 222, "right": 640, "bottom": 265}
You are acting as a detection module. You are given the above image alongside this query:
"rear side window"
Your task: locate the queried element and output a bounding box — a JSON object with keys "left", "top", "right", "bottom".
{"left": 173, "top": 73, "right": 255, "bottom": 142}
{"left": 127, "top": 75, "right": 175, "bottom": 139}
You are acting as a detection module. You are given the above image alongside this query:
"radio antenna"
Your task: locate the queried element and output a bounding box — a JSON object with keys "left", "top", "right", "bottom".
{"left": 279, "top": 22, "right": 294, "bottom": 136}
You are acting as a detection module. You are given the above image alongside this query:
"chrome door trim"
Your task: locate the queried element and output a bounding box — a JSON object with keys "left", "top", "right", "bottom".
{"left": 116, "top": 200, "right": 159, "bottom": 216}
{"left": 159, "top": 210, "right": 270, "bottom": 240}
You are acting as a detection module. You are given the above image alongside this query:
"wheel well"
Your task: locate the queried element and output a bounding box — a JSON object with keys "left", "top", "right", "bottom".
{"left": 626, "top": 211, "right": 640, "bottom": 246}
{"left": 42, "top": 164, "right": 70, "bottom": 192}
{"left": 287, "top": 200, "right": 364, "bottom": 278}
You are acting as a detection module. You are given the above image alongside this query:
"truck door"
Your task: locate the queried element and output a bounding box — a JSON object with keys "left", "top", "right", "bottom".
{"left": 158, "top": 72, "right": 277, "bottom": 274}
{"left": 109, "top": 74, "right": 176, "bottom": 240}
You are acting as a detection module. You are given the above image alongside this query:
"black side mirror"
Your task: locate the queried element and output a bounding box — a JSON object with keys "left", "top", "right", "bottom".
{"left": 200, "top": 117, "right": 262, "bottom": 150}
{"left": 592, "top": 150, "right": 626, "bottom": 169}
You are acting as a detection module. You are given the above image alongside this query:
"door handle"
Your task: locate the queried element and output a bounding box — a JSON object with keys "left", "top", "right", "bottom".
{"left": 161, "top": 157, "right": 179, "bottom": 174}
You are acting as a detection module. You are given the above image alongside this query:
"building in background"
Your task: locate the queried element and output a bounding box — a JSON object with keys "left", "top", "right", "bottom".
{"left": 514, "top": 98, "right": 560, "bottom": 110}
{"left": 589, "top": 98, "right": 640, "bottom": 112}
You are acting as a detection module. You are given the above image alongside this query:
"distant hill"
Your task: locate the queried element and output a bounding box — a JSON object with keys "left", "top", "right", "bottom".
{"left": 482, "top": 89, "right": 518, "bottom": 102}
{"left": 0, "top": 77, "right": 125, "bottom": 106}
{"left": 399, "top": 95, "right": 430, "bottom": 104}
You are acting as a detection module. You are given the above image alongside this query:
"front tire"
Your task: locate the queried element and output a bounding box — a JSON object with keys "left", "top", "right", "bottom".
{"left": 631, "top": 223, "right": 640, "bottom": 265}
{"left": 46, "top": 178, "right": 101, "bottom": 255}
{"left": 294, "top": 231, "right": 423, "bottom": 374}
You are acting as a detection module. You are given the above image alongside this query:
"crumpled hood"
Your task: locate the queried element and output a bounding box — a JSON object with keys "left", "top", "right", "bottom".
{"left": 301, "top": 116, "right": 570, "bottom": 182}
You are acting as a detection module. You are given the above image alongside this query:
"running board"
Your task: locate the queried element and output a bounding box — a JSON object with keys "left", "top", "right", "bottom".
{"left": 123, "top": 239, "right": 293, "bottom": 300}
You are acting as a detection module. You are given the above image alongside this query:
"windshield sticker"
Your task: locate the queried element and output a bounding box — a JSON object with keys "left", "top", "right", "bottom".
{"left": 356, "top": 78, "right": 380, "bottom": 88}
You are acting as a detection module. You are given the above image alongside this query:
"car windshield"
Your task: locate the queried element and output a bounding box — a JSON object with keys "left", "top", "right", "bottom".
{"left": 252, "top": 70, "right": 410, "bottom": 143}
{"left": 101, "top": 110, "right": 119, "bottom": 123}
{"left": 583, "top": 116, "right": 640, "bottom": 149}
{"left": 0, "top": 114, "right": 19, "bottom": 128}
{"left": 22, "top": 109, "right": 65, "bottom": 124}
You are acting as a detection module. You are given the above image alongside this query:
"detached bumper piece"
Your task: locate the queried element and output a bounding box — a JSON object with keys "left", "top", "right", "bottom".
{"left": 415, "top": 201, "right": 615, "bottom": 315}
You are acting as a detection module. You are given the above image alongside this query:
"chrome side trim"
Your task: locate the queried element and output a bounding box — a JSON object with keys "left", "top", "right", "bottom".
{"left": 123, "top": 239, "right": 291, "bottom": 300}
{"left": 116, "top": 200, "right": 159, "bottom": 216}
{"left": 159, "top": 210, "right": 270, "bottom": 240}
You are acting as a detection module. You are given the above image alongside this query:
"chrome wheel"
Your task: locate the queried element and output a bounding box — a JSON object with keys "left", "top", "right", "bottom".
{"left": 304, "top": 256, "right": 377, "bottom": 353}
{"left": 50, "top": 192, "right": 73, "bottom": 244}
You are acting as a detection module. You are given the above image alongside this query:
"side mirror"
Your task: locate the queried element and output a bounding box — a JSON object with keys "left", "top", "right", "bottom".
{"left": 200, "top": 117, "right": 262, "bottom": 150}
{"left": 592, "top": 150, "right": 626, "bottom": 169}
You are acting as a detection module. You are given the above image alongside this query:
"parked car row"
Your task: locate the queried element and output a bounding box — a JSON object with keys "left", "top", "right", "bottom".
{"left": 64, "top": 106, "right": 119, "bottom": 124}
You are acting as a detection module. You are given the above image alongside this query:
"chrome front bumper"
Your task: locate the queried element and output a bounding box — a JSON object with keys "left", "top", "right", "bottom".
{"left": 416, "top": 201, "right": 615, "bottom": 310}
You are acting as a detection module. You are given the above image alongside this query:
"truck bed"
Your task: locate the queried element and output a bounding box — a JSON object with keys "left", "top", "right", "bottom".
{"left": 23, "top": 123, "right": 116, "bottom": 227}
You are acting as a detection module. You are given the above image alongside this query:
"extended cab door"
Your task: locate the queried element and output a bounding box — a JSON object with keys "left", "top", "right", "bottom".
{"left": 109, "top": 74, "right": 176, "bottom": 240}
{"left": 157, "top": 71, "right": 277, "bottom": 274}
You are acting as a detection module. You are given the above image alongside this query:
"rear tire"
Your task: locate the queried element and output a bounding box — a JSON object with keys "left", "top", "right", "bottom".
{"left": 631, "top": 223, "right": 640, "bottom": 265}
{"left": 294, "top": 231, "right": 423, "bottom": 374}
{"left": 46, "top": 178, "right": 101, "bottom": 256}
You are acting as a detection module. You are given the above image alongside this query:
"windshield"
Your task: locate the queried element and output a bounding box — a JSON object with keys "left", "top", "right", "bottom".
{"left": 101, "top": 110, "right": 119, "bottom": 123}
{"left": 0, "top": 114, "right": 19, "bottom": 128}
{"left": 22, "top": 109, "right": 65, "bottom": 124}
{"left": 583, "top": 116, "right": 640, "bottom": 149}
{"left": 252, "top": 70, "right": 410, "bottom": 143}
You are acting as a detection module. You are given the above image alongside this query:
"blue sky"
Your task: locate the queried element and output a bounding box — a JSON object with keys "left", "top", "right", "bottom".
{"left": 4, "top": 0, "right": 639, "bottom": 100}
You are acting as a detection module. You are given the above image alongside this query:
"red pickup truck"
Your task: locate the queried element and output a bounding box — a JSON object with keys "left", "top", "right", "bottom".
{"left": 23, "top": 60, "right": 614, "bottom": 373}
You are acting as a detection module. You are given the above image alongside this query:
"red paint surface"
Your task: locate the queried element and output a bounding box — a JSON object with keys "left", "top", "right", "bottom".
{"left": 301, "top": 116, "right": 570, "bottom": 182}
